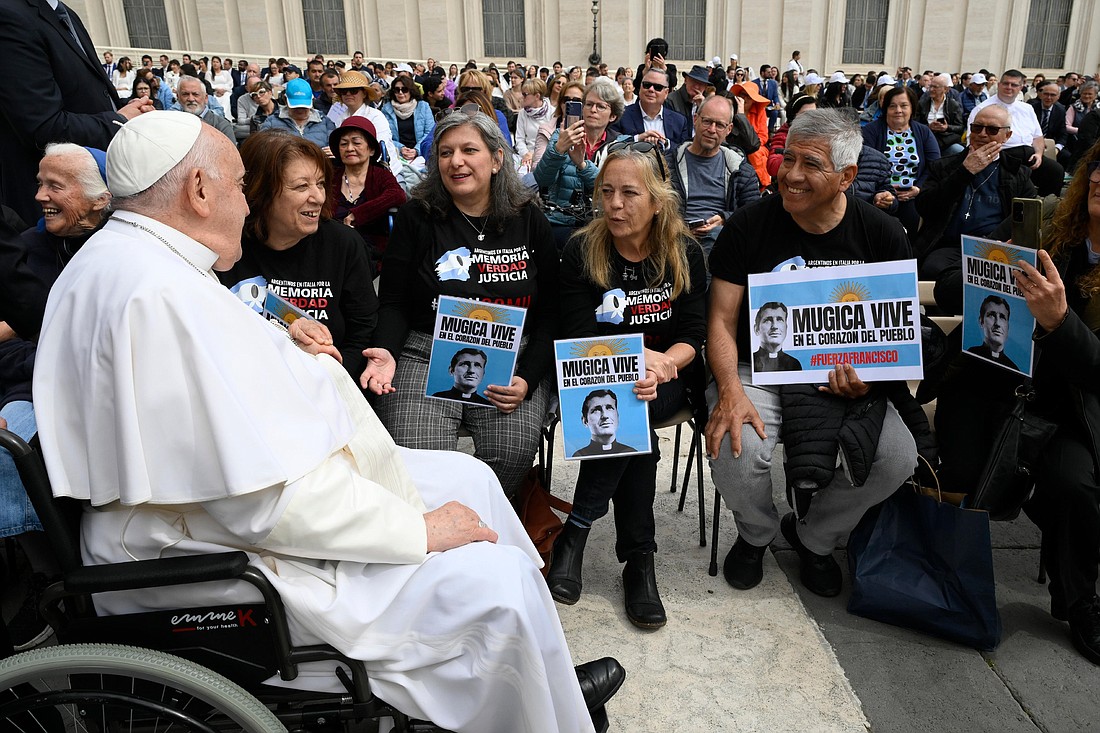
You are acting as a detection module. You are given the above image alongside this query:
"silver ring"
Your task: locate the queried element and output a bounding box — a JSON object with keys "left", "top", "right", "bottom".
{"left": 477, "top": 520, "right": 487, "bottom": 528}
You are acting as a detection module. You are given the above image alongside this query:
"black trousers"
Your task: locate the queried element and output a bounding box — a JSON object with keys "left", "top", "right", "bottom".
{"left": 1026, "top": 428, "right": 1100, "bottom": 611}
{"left": 569, "top": 379, "right": 685, "bottom": 562}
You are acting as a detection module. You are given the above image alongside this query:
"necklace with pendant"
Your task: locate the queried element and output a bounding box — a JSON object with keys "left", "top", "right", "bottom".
{"left": 458, "top": 210, "right": 488, "bottom": 241}
{"left": 110, "top": 216, "right": 216, "bottom": 281}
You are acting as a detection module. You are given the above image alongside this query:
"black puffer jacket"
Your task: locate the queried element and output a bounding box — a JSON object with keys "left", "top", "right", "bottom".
{"left": 779, "top": 383, "right": 936, "bottom": 494}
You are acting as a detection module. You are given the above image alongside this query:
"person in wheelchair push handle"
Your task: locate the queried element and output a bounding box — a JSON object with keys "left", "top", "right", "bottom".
{"left": 28, "top": 111, "right": 624, "bottom": 733}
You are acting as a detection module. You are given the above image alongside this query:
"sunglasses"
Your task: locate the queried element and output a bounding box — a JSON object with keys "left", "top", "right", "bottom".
{"left": 393, "top": 86, "right": 409, "bottom": 93}
{"left": 460, "top": 85, "right": 483, "bottom": 93}
{"left": 338, "top": 88, "right": 364, "bottom": 95}
{"left": 605, "top": 140, "right": 668, "bottom": 180}
{"left": 444, "top": 102, "right": 484, "bottom": 119}
{"left": 640, "top": 81, "right": 667, "bottom": 92}
{"left": 969, "top": 123, "right": 1010, "bottom": 136}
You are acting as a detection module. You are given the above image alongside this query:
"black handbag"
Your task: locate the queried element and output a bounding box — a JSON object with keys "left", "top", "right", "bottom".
{"left": 970, "top": 381, "right": 1057, "bottom": 520}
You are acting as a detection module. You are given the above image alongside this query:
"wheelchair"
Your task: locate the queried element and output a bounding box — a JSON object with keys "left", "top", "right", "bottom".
{"left": 0, "top": 427, "right": 449, "bottom": 732}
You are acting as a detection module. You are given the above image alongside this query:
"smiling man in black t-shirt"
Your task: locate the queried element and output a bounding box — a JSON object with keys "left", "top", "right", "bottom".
{"left": 704, "top": 109, "right": 918, "bottom": 598}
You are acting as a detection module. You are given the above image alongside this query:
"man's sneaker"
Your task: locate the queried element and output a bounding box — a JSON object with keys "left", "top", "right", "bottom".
{"left": 780, "top": 513, "right": 842, "bottom": 598}
{"left": 7, "top": 573, "right": 54, "bottom": 651}
{"left": 1068, "top": 595, "right": 1100, "bottom": 666}
{"left": 722, "top": 537, "right": 767, "bottom": 590}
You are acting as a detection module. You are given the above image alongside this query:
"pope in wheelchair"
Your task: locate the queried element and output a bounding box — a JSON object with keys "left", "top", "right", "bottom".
{"left": 28, "top": 111, "right": 623, "bottom": 732}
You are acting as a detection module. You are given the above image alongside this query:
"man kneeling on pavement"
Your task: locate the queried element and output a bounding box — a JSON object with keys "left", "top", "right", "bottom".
{"left": 704, "top": 109, "right": 934, "bottom": 597}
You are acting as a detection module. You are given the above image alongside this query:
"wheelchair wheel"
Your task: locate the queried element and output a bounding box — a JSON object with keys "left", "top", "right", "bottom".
{"left": 0, "top": 642, "right": 287, "bottom": 732}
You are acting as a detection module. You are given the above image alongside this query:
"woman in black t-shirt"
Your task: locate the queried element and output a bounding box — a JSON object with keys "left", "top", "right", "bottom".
{"left": 549, "top": 147, "right": 707, "bottom": 629}
{"left": 363, "top": 111, "right": 559, "bottom": 499}
{"left": 219, "top": 132, "right": 378, "bottom": 380}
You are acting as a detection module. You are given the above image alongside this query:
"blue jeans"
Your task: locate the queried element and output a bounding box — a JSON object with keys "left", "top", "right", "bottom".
{"left": 0, "top": 401, "right": 41, "bottom": 537}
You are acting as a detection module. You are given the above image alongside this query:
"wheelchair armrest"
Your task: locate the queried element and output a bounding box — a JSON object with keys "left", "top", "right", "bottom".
{"left": 64, "top": 551, "right": 252, "bottom": 594}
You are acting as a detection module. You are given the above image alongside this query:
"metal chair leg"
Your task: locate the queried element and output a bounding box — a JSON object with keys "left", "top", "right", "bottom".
{"left": 695, "top": 427, "right": 706, "bottom": 547}
{"left": 677, "top": 428, "right": 694, "bottom": 513}
{"left": 669, "top": 424, "right": 682, "bottom": 492}
{"left": 709, "top": 488, "right": 721, "bottom": 576}
{"left": 1037, "top": 544, "right": 1047, "bottom": 584}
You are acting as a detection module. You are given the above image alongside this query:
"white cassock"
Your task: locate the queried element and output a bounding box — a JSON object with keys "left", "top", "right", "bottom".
{"left": 33, "top": 212, "right": 595, "bottom": 733}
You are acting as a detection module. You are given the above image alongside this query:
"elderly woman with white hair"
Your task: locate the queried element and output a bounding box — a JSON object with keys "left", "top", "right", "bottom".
{"left": 0, "top": 143, "right": 110, "bottom": 651}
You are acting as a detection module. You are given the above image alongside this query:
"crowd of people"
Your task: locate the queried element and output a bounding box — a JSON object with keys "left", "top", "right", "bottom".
{"left": 2, "top": 2, "right": 1100, "bottom": 727}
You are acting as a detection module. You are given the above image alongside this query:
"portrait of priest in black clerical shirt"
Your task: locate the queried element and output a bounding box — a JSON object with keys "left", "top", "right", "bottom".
{"left": 967, "top": 294, "right": 1019, "bottom": 370}
{"left": 752, "top": 301, "right": 802, "bottom": 372}
{"left": 572, "top": 389, "right": 637, "bottom": 457}
{"left": 432, "top": 347, "right": 492, "bottom": 404}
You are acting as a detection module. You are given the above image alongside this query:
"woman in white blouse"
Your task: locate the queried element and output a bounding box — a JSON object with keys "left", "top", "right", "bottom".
{"left": 112, "top": 57, "right": 134, "bottom": 96}
{"left": 206, "top": 56, "right": 235, "bottom": 120}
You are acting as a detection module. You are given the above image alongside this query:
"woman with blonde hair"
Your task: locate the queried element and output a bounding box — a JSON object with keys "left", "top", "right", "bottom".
{"left": 548, "top": 145, "right": 707, "bottom": 630}
{"left": 459, "top": 69, "right": 516, "bottom": 138}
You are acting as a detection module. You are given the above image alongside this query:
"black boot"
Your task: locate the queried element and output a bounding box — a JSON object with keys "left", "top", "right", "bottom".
{"left": 622, "top": 552, "right": 666, "bottom": 629}
{"left": 547, "top": 522, "right": 589, "bottom": 605}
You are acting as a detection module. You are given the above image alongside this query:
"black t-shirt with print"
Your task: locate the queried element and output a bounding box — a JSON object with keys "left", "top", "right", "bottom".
{"left": 219, "top": 219, "right": 378, "bottom": 378}
{"left": 559, "top": 236, "right": 707, "bottom": 354}
{"left": 374, "top": 200, "right": 559, "bottom": 387}
{"left": 708, "top": 194, "right": 911, "bottom": 358}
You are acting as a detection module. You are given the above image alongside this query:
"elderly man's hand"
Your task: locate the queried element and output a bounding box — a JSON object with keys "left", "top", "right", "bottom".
{"left": 705, "top": 390, "right": 766, "bottom": 459}
{"left": 289, "top": 318, "right": 342, "bottom": 363}
{"left": 963, "top": 141, "right": 1002, "bottom": 174}
{"left": 360, "top": 348, "right": 397, "bottom": 394}
{"left": 424, "top": 501, "right": 498, "bottom": 552}
{"left": 818, "top": 363, "right": 870, "bottom": 399}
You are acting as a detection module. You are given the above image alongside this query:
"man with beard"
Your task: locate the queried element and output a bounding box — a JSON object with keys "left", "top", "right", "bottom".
{"left": 175, "top": 76, "right": 235, "bottom": 142}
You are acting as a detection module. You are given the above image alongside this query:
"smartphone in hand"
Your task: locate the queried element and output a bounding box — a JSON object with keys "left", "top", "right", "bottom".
{"left": 565, "top": 100, "right": 583, "bottom": 128}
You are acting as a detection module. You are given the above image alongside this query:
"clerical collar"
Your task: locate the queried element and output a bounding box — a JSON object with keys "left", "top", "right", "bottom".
{"left": 109, "top": 211, "right": 219, "bottom": 275}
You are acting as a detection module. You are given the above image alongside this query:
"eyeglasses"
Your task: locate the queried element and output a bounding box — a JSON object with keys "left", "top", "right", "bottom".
{"left": 583, "top": 100, "right": 610, "bottom": 112}
{"left": 969, "top": 123, "right": 1010, "bottom": 136}
{"left": 248, "top": 90, "right": 269, "bottom": 99}
{"left": 605, "top": 140, "right": 668, "bottom": 180}
{"left": 696, "top": 116, "right": 730, "bottom": 129}
{"left": 640, "top": 81, "right": 667, "bottom": 92}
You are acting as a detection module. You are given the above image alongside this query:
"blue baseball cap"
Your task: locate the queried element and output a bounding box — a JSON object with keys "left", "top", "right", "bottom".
{"left": 285, "top": 78, "right": 314, "bottom": 108}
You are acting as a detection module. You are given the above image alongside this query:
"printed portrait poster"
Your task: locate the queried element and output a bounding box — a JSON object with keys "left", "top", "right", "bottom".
{"left": 425, "top": 296, "right": 526, "bottom": 408}
{"left": 747, "top": 260, "right": 923, "bottom": 386}
{"left": 960, "top": 236, "right": 1037, "bottom": 377}
{"left": 555, "top": 335, "right": 651, "bottom": 461}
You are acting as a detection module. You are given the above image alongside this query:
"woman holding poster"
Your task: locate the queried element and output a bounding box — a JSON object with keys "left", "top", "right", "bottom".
{"left": 1011, "top": 156, "right": 1100, "bottom": 665}
{"left": 361, "top": 111, "right": 559, "bottom": 499}
{"left": 549, "top": 145, "right": 707, "bottom": 629}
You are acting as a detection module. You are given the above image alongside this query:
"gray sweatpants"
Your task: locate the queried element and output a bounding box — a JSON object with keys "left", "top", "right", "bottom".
{"left": 706, "top": 364, "right": 917, "bottom": 556}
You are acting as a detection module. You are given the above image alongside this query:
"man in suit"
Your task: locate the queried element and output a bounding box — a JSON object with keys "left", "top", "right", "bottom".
{"left": 0, "top": 0, "right": 152, "bottom": 224}
{"left": 230, "top": 59, "right": 249, "bottom": 88}
{"left": 101, "top": 50, "right": 115, "bottom": 78}
{"left": 615, "top": 67, "right": 690, "bottom": 148}
{"left": 1030, "top": 81, "right": 1068, "bottom": 147}
{"left": 754, "top": 64, "right": 782, "bottom": 134}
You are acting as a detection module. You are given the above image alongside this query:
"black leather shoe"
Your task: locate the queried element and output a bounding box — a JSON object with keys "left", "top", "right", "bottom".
{"left": 547, "top": 522, "right": 590, "bottom": 605}
{"left": 622, "top": 552, "right": 666, "bottom": 629}
{"left": 723, "top": 537, "right": 767, "bottom": 590}
{"left": 575, "top": 657, "right": 626, "bottom": 711}
{"left": 1069, "top": 595, "right": 1100, "bottom": 665}
{"left": 780, "top": 513, "right": 841, "bottom": 598}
